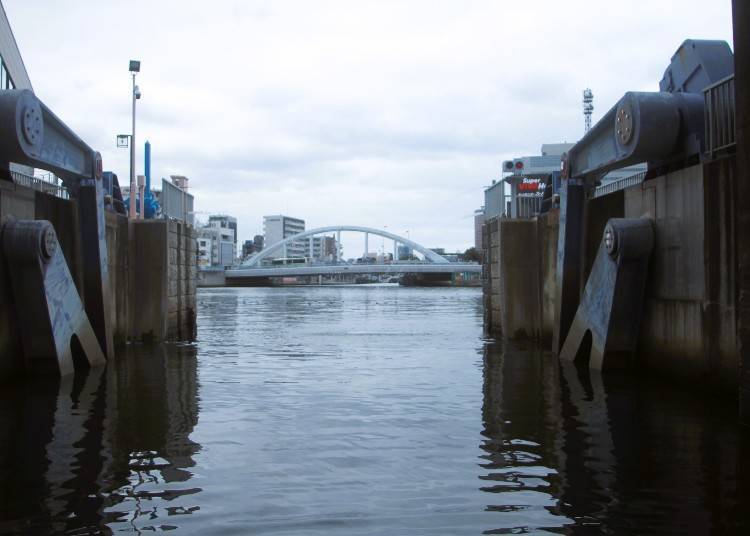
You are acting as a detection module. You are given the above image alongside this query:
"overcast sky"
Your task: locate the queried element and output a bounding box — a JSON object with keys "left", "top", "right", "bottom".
{"left": 3, "top": 0, "right": 735, "bottom": 255}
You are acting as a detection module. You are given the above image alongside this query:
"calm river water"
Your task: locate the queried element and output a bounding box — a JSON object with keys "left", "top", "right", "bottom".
{"left": 1, "top": 285, "right": 748, "bottom": 534}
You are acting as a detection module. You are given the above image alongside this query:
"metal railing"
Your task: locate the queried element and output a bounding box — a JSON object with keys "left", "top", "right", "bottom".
{"left": 254, "top": 259, "right": 441, "bottom": 269}
{"left": 594, "top": 170, "right": 646, "bottom": 198}
{"left": 704, "top": 74, "right": 735, "bottom": 158}
{"left": 10, "top": 170, "right": 70, "bottom": 199}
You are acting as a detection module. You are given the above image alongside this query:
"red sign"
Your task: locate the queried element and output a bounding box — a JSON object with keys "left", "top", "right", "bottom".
{"left": 517, "top": 178, "right": 545, "bottom": 198}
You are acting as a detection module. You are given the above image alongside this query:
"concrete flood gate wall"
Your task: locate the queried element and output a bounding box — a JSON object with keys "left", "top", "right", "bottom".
{"left": 483, "top": 211, "right": 558, "bottom": 341}
{"left": 0, "top": 181, "right": 197, "bottom": 383}
{"left": 198, "top": 269, "right": 227, "bottom": 287}
{"left": 483, "top": 161, "right": 740, "bottom": 393}
{"left": 626, "top": 162, "right": 738, "bottom": 390}
{"left": 485, "top": 12, "right": 749, "bottom": 410}
{"left": 128, "top": 219, "right": 197, "bottom": 343}
{"left": 734, "top": 0, "right": 750, "bottom": 422}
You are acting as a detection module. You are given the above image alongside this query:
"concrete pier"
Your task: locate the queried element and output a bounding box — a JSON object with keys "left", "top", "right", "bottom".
{"left": 483, "top": 212, "right": 558, "bottom": 341}
{"left": 484, "top": 160, "right": 741, "bottom": 392}
{"left": 0, "top": 181, "right": 197, "bottom": 382}
{"left": 129, "top": 219, "right": 197, "bottom": 342}
{"left": 483, "top": 14, "right": 748, "bottom": 413}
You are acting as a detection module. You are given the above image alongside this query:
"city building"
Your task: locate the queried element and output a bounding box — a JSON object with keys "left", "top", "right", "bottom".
{"left": 490, "top": 143, "right": 647, "bottom": 220}
{"left": 0, "top": 5, "right": 30, "bottom": 87}
{"left": 241, "top": 239, "right": 255, "bottom": 259}
{"left": 309, "top": 235, "right": 337, "bottom": 262}
{"left": 170, "top": 175, "right": 189, "bottom": 190}
{"left": 240, "top": 234, "right": 268, "bottom": 260}
{"left": 1, "top": 4, "right": 34, "bottom": 178}
{"left": 197, "top": 226, "right": 235, "bottom": 268}
{"left": 197, "top": 236, "right": 212, "bottom": 267}
{"left": 208, "top": 215, "right": 238, "bottom": 259}
{"left": 495, "top": 143, "right": 574, "bottom": 219}
{"left": 397, "top": 244, "right": 414, "bottom": 260}
{"left": 263, "top": 215, "right": 305, "bottom": 258}
{"left": 474, "top": 207, "right": 485, "bottom": 252}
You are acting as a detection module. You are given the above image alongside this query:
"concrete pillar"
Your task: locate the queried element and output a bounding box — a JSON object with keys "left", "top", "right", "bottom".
{"left": 336, "top": 230, "right": 341, "bottom": 262}
{"left": 283, "top": 243, "right": 287, "bottom": 259}
{"left": 497, "top": 219, "right": 542, "bottom": 339}
{"left": 393, "top": 240, "right": 398, "bottom": 261}
{"left": 552, "top": 179, "right": 585, "bottom": 354}
{"left": 365, "top": 232, "right": 369, "bottom": 260}
{"left": 733, "top": 0, "right": 750, "bottom": 423}
{"left": 309, "top": 236, "right": 313, "bottom": 260}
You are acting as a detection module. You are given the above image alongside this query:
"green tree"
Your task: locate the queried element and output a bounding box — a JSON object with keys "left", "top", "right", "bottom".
{"left": 462, "top": 247, "right": 482, "bottom": 263}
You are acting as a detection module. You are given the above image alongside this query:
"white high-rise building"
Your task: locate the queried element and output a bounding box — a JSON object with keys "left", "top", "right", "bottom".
{"left": 310, "top": 235, "right": 337, "bottom": 262}
{"left": 263, "top": 215, "right": 305, "bottom": 259}
{"left": 208, "top": 215, "right": 238, "bottom": 259}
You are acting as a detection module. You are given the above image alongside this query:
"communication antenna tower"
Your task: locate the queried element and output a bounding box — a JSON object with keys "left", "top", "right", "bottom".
{"left": 583, "top": 88, "right": 594, "bottom": 133}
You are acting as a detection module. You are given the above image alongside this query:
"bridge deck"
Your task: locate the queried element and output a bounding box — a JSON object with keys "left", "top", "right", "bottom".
{"left": 225, "top": 263, "right": 481, "bottom": 278}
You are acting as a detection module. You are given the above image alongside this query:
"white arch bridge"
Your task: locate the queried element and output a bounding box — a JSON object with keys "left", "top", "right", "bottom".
{"left": 225, "top": 225, "right": 481, "bottom": 280}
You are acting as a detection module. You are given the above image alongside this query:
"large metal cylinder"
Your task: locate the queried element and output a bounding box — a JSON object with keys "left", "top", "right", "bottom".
{"left": 603, "top": 218, "right": 655, "bottom": 263}
{"left": 615, "top": 91, "right": 704, "bottom": 162}
{"left": 566, "top": 90, "right": 705, "bottom": 182}
{"left": 0, "top": 89, "right": 44, "bottom": 164}
{"left": 2, "top": 219, "right": 57, "bottom": 266}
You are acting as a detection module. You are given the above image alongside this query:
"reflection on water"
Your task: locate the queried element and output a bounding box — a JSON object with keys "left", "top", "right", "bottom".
{"left": 0, "top": 286, "right": 748, "bottom": 534}
{"left": 0, "top": 345, "right": 200, "bottom": 534}
{"left": 481, "top": 340, "right": 750, "bottom": 534}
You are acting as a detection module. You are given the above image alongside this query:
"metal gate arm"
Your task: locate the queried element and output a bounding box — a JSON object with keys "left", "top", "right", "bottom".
{"left": 0, "top": 89, "right": 98, "bottom": 194}
{"left": 566, "top": 91, "right": 704, "bottom": 184}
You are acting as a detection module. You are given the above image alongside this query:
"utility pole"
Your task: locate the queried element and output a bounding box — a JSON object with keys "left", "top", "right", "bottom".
{"left": 129, "top": 60, "right": 141, "bottom": 219}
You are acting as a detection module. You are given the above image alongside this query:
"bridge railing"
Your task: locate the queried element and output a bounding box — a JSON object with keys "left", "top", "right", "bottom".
{"left": 248, "top": 259, "right": 439, "bottom": 269}
{"left": 240, "top": 259, "right": 480, "bottom": 269}
{"left": 593, "top": 170, "right": 646, "bottom": 198}
{"left": 11, "top": 170, "right": 70, "bottom": 199}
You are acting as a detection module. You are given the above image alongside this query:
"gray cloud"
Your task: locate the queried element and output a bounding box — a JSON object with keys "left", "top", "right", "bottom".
{"left": 3, "top": 0, "right": 734, "bottom": 252}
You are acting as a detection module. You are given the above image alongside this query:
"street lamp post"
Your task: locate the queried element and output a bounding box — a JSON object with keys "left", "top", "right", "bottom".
{"left": 128, "top": 60, "right": 141, "bottom": 219}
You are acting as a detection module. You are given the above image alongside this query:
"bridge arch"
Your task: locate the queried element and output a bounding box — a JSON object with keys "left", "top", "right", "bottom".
{"left": 242, "top": 225, "right": 449, "bottom": 266}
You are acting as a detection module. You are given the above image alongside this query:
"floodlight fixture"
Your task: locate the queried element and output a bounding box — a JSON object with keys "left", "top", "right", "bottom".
{"left": 129, "top": 60, "right": 141, "bottom": 73}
